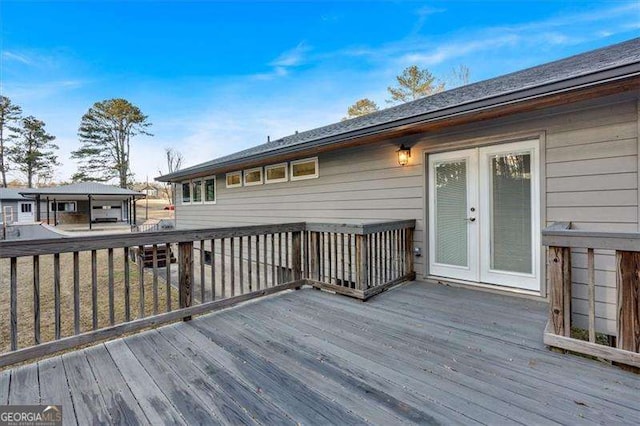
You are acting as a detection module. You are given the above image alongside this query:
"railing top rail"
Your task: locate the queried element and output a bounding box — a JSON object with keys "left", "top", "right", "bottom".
{"left": 0, "top": 222, "right": 307, "bottom": 258}
{"left": 542, "top": 222, "right": 640, "bottom": 251}
{"left": 0, "top": 219, "right": 417, "bottom": 258}
{"left": 306, "top": 219, "right": 416, "bottom": 235}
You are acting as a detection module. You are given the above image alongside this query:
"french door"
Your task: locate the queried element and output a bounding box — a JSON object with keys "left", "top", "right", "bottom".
{"left": 428, "top": 140, "right": 540, "bottom": 291}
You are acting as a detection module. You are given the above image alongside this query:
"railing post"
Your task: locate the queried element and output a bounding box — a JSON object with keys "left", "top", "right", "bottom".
{"left": 404, "top": 227, "right": 415, "bottom": 280}
{"left": 548, "top": 246, "right": 571, "bottom": 337}
{"left": 292, "top": 231, "right": 302, "bottom": 288}
{"left": 178, "top": 241, "right": 193, "bottom": 321}
{"left": 356, "top": 234, "right": 368, "bottom": 291}
{"left": 616, "top": 250, "right": 640, "bottom": 353}
{"left": 309, "top": 231, "right": 320, "bottom": 281}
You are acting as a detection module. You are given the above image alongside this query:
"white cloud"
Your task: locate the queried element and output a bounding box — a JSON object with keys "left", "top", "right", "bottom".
{"left": 2, "top": 51, "right": 32, "bottom": 65}
{"left": 270, "top": 42, "right": 310, "bottom": 67}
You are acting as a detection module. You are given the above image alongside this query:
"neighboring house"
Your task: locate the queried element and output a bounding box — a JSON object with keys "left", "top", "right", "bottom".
{"left": 19, "top": 182, "right": 145, "bottom": 227}
{"left": 0, "top": 188, "right": 35, "bottom": 224}
{"left": 157, "top": 38, "right": 640, "bottom": 335}
{"left": 141, "top": 186, "right": 159, "bottom": 198}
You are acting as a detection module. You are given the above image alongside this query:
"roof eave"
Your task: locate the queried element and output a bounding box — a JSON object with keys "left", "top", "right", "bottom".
{"left": 157, "top": 62, "right": 640, "bottom": 183}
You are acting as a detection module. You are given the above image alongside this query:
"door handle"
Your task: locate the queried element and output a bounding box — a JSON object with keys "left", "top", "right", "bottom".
{"left": 467, "top": 217, "right": 476, "bottom": 222}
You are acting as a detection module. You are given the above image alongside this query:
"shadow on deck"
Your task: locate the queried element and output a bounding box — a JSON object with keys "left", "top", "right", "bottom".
{"left": 1, "top": 281, "right": 638, "bottom": 425}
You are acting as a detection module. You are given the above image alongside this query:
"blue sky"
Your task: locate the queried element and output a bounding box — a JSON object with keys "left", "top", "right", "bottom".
{"left": 1, "top": 1, "right": 638, "bottom": 183}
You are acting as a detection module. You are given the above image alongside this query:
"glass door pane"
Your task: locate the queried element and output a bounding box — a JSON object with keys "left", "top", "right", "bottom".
{"left": 434, "top": 160, "right": 468, "bottom": 267}
{"left": 489, "top": 152, "right": 532, "bottom": 274}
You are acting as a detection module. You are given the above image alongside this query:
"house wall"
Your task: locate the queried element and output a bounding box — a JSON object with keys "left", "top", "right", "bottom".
{"left": 38, "top": 200, "right": 91, "bottom": 225}
{"left": 0, "top": 201, "right": 19, "bottom": 224}
{"left": 175, "top": 92, "right": 639, "bottom": 336}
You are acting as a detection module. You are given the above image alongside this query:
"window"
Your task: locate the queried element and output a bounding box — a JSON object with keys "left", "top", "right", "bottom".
{"left": 265, "top": 163, "right": 288, "bottom": 184}
{"left": 226, "top": 171, "right": 242, "bottom": 188}
{"left": 244, "top": 167, "right": 263, "bottom": 186}
{"left": 50, "top": 202, "right": 76, "bottom": 212}
{"left": 181, "top": 182, "right": 191, "bottom": 204}
{"left": 204, "top": 176, "right": 216, "bottom": 203}
{"left": 192, "top": 179, "right": 203, "bottom": 203}
{"left": 21, "top": 203, "right": 32, "bottom": 213}
{"left": 290, "top": 157, "right": 318, "bottom": 180}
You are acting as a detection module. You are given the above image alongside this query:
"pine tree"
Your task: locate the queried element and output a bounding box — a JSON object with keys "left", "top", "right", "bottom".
{"left": 8, "top": 116, "right": 59, "bottom": 188}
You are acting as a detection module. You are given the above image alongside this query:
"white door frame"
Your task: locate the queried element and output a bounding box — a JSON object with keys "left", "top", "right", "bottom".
{"left": 478, "top": 140, "right": 541, "bottom": 290}
{"left": 428, "top": 149, "right": 479, "bottom": 282}
{"left": 427, "top": 139, "right": 541, "bottom": 291}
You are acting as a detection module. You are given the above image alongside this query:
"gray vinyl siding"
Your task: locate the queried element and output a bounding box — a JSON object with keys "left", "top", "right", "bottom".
{"left": 176, "top": 92, "right": 639, "bottom": 335}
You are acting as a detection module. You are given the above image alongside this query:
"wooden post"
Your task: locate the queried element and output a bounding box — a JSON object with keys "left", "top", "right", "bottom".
{"left": 355, "top": 234, "right": 368, "bottom": 291}
{"left": 404, "top": 227, "right": 415, "bottom": 280}
{"left": 88, "top": 195, "right": 93, "bottom": 230}
{"left": 292, "top": 231, "right": 302, "bottom": 287}
{"left": 178, "top": 241, "right": 193, "bottom": 321}
{"left": 616, "top": 251, "right": 640, "bottom": 353}
{"left": 309, "top": 231, "right": 320, "bottom": 281}
{"left": 547, "top": 246, "right": 572, "bottom": 337}
{"left": 35, "top": 195, "right": 41, "bottom": 222}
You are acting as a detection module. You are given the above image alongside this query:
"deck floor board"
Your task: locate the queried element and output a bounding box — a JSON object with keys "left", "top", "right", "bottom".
{"left": 3, "top": 281, "right": 640, "bottom": 425}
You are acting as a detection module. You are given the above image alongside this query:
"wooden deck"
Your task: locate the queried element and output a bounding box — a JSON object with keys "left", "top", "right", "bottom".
{"left": 1, "top": 281, "right": 638, "bottom": 425}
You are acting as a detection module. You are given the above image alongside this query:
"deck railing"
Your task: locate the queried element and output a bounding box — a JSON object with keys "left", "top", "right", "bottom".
{"left": 0, "top": 220, "right": 415, "bottom": 368}
{"left": 542, "top": 222, "right": 640, "bottom": 369}
{"left": 305, "top": 220, "right": 415, "bottom": 299}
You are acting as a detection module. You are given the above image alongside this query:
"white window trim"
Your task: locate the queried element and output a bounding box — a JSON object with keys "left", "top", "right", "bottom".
{"left": 243, "top": 167, "right": 264, "bottom": 186}
{"left": 191, "top": 178, "right": 204, "bottom": 204}
{"left": 264, "top": 162, "right": 289, "bottom": 184}
{"left": 181, "top": 181, "right": 192, "bottom": 205}
{"left": 226, "top": 171, "right": 243, "bottom": 188}
{"left": 203, "top": 175, "right": 217, "bottom": 204}
{"left": 290, "top": 157, "right": 319, "bottom": 181}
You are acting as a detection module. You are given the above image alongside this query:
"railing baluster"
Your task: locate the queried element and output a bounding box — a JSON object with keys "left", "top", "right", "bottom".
{"left": 248, "top": 235, "right": 253, "bottom": 291}
{"left": 54, "top": 253, "right": 61, "bottom": 339}
{"left": 327, "top": 232, "right": 332, "bottom": 284}
{"left": 348, "top": 234, "right": 353, "bottom": 287}
{"left": 239, "top": 236, "right": 244, "bottom": 295}
{"left": 73, "top": 251, "right": 80, "bottom": 334}
{"left": 396, "top": 229, "right": 400, "bottom": 279}
{"left": 271, "top": 234, "right": 276, "bottom": 286}
{"left": 200, "top": 240, "right": 206, "bottom": 303}
{"left": 221, "top": 238, "right": 226, "bottom": 298}
{"left": 285, "top": 232, "right": 289, "bottom": 283}
{"left": 138, "top": 245, "right": 145, "bottom": 318}
{"left": 263, "top": 234, "right": 268, "bottom": 288}
{"left": 33, "top": 255, "right": 40, "bottom": 345}
{"left": 152, "top": 245, "right": 159, "bottom": 315}
{"left": 92, "top": 250, "right": 98, "bottom": 330}
{"left": 278, "top": 233, "right": 283, "bottom": 284}
{"left": 256, "top": 235, "right": 260, "bottom": 290}
{"left": 10, "top": 257, "right": 17, "bottom": 351}
{"left": 231, "top": 237, "right": 236, "bottom": 297}
{"left": 124, "top": 247, "right": 131, "bottom": 322}
{"left": 333, "top": 232, "right": 338, "bottom": 284}
{"left": 165, "top": 243, "right": 172, "bottom": 311}
{"left": 587, "top": 248, "right": 596, "bottom": 343}
{"left": 107, "top": 248, "right": 115, "bottom": 325}
{"left": 341, "top": 234, "right": 345, "bottom": 286}
{"left": 210, "top": 239, "right": 216, "bottom": 301}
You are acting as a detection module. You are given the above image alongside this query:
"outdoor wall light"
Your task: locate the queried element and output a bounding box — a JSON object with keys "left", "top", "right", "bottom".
{"left": 397, "top": 145, "right": 411, "bottom": 166}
